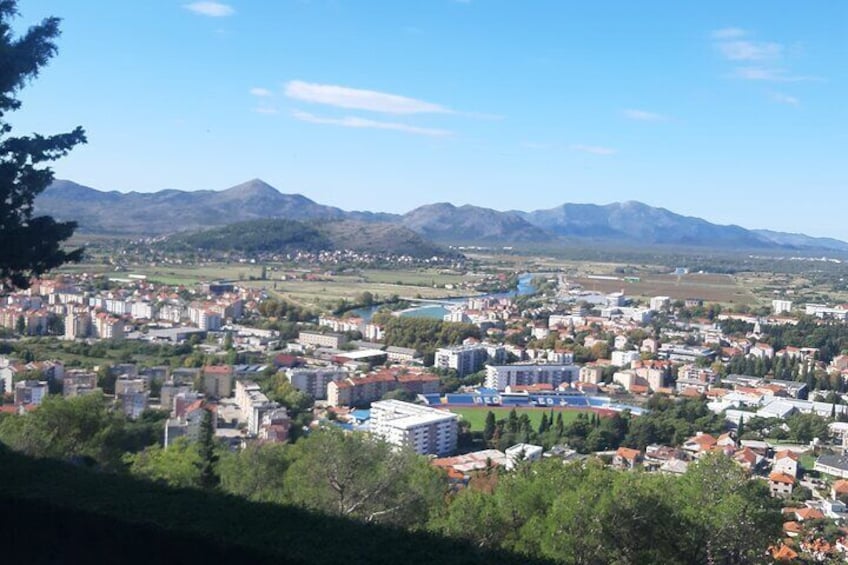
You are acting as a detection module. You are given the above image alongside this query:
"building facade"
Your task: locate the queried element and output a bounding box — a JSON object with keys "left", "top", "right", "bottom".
{"left": 370, "top": 400, "right": 458, "bottom": 456}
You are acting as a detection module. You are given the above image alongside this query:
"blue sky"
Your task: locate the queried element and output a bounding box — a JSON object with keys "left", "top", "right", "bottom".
{"left": 11, "top": 1, "right": 848, "bottom": 239}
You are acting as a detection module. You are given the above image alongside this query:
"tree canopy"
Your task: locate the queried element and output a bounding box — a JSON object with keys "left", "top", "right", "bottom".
{"left": 0, "top": 0, "right": 85, "bottom": 290}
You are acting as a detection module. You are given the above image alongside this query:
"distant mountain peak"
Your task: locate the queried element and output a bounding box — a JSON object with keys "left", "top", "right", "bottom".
{"left": 221, "top": 178, "right": 282, "bottom": 197}
{"left": 33, "top": 179, "right": 848, "bottom": 252}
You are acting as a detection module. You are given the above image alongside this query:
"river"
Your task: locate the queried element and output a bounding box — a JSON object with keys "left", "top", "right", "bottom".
{"left": 353, "top": 272, "right": 537, "bottom": 322}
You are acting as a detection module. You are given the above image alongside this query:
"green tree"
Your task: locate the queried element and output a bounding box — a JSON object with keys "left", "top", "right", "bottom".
{"left": 786, "top": 412, "right": 829, "bottom": 444}
{"left": 218, "top": 442, "right": 292, "bottom": 503}
{"left": 0, "top": 0, "right": 86, "bottom": 290}
{"left": 197, "top": 408, "right": 219, "bottom": 489}
{"left": 96, "top": 364, "right": 116, "bottom": 394}
{"left": 0, "top": 392, "right": 126, "bottom": 466}
{"left": 483, "top": 411, "right": 496, "bottom": 442}
{"left": 124, "top": 438, "right": 204, "bottom": 489}
{"left": 381, "top": 388, "right": 418, "bottom": 403}
{"left": 675, "top": 453, "right": 782, "bottom": 563}
{"left": 15, "top": 315, "right": 24, "bottom": 335}
{"left": 284, "top": 428, "right": 445, "bottom": 528}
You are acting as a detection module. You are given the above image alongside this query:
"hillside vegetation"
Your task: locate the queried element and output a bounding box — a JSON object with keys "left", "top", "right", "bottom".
{"left": 157, "top": 218, "right": 451, "bottom": 258}
{"left": 0, "top": 445, "right": 541, "bottom": 565}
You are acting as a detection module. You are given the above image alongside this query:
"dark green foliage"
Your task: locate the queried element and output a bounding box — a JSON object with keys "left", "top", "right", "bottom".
{"left": 0, "top": 0, "right": 85, "bottom": 289}
{"left": 371, "top": 312, "right": 480, "bottom": 356}
{"left": 483, "top": 411, "right": 496, "bottom": 442}
{"left": 382, "top": 388, "right": 418, "bottom": 402}
{"left": 155, "top": 218, "right": 453, "bottom": 259}
{"left": 786, "top": 411, "right": 829, "bottom": 444}
{"left": 162, "top": 218, "right": 332, "bottom": 254}
{"left": 433, "top": 453, "right": 781, "bottom": 564}
{"left": 759, "top": 318, "right": 848, "bottom": 363}
{"left": 256, "top": 298, "right": 314, "bottom": 323}
{"left": 198, "top": 408, "right": 219, "bottom": 488}
{"left": 0, "top": 392, "right": 163, "bottom": 469}
{"left": 282, "top": 429, "right": 446, "bottom": 528}
{"left": 0, "top": 447, "right": 539, "bottom": 565}
{"left": 624, "top": 397, "right": 726, "bottom": 450}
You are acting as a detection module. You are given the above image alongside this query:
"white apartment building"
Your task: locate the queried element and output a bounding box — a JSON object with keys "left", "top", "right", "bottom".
{"left": 235, "top": 379, "right": 278, "bottom": 435}
{"left": 105, "top": 298, "right": 130, "bottom": 316}
{"left": 649, "top": 296, "right": 671, "bottom": 311}
{"left": 434, "top": 344, "right": 489, "bottom": 377}
{"left": 611, "top": 350, "right": 641, "bottom": 367}
{"left": 131, "top": 301, "right": 157, "bottom": 320}
{"left": 772, "top": 300, "right": 793, "bottom": 315}
{"left": 484, "top": 363, "right": 580, "bottom": 391}
{"left": 158, "top": 303, "right": 184, "bottom": 323}
{"left": 64, "top": 310, "right": 91, "bottom": 340}
{"left": 370, "top": 400, "right": 458, "bottom": 456}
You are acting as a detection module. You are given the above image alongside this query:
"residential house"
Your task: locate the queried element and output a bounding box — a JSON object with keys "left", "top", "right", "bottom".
{"left": 683, "top": 433, "right": 717, "bottom": 457}
{"left": 613, "top": 447, "right": 642, "bottom": 469}
{"left": 258, "top": 407, "right": 290, "bottom": 443}
{"left": 734, "top": 446, "right": 763, "bottom": 472}
{"left": 768, "top": 472, "right": 795, "bottom": 498}
{"left": 773, "top": 450, "right": 799, "bottom": 478}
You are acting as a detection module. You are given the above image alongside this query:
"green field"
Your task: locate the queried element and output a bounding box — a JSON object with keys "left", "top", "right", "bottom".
{"left": 449, "top": 406, "right": 590, "bottom": 431}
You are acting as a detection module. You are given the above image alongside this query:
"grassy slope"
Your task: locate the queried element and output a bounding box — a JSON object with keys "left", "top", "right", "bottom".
{"left": 0, "top": 447, "right": 549, "bottom": 565}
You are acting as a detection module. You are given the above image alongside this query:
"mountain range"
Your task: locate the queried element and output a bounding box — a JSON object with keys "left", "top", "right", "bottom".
{"left": 35, "top": 178, "right": 848, "bottom": 253}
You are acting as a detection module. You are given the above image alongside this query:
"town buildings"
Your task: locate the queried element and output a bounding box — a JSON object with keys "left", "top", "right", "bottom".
{"left": 370, "top": 400, "right": 458, "bottom": 456}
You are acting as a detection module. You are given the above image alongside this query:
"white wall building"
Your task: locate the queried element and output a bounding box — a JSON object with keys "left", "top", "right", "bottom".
{"left": 484, "top": 363, "right": 580, "bottom": 391}
{"left": 505, "top": 443, "right": 544, "bottom": 470}
{"left": 772, "top": 300, "right": 793, "bottom": 315}
{"left": 434, "top": 344, "right": 489, "bottom": 377}
{"left": 370, "top": 400, "right": 458, "bottom": 456}
{"left": 611, "top": 350, "right": 641, "bottom": 367}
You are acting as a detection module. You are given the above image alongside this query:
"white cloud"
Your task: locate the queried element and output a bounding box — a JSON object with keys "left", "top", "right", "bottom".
{"left": 292, "top": 110, "right": 452, "bottom": 137}
{"left": 284, "top": 80, "right": 451, "bottom": 115}
{"left": 254, "top": 107, "right": 279, "bottom": 115}
{"left": 718, "top": 40, "right": 782, "bottom": 61}
{"left": 770, "top": 92, "right": 799, "bottom": 105}
{"left": 570, "top": 144, "right": 616, "bottom": 156}
{"left": 622, "top": 108, "right": 666, "bottom": 122}
{"left": 711, "top": 28, "right": 818, "bottom": 83}
{"left": 733, "top": 67, "right": 817, "bottom": 82}
{"left": 184, "top": 2, "right": 235, "bottom": 17}
{"left": 249, "top": 87, "right": 273, "bottom": 97}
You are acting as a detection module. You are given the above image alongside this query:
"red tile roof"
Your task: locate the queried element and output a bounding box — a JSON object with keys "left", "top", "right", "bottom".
{"left": 769, "top": 472, "right": 796, "bottom": 485}
{"left": 615, "top": 447, "right": 642, "bottom": 461}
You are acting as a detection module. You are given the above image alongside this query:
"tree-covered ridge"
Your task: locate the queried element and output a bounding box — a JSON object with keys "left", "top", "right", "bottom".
{"left": 159, "top": 219, "right": 332, "bottom": 254}
{"left": 154, "top": 218, "right": 453, "bottom": 258}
